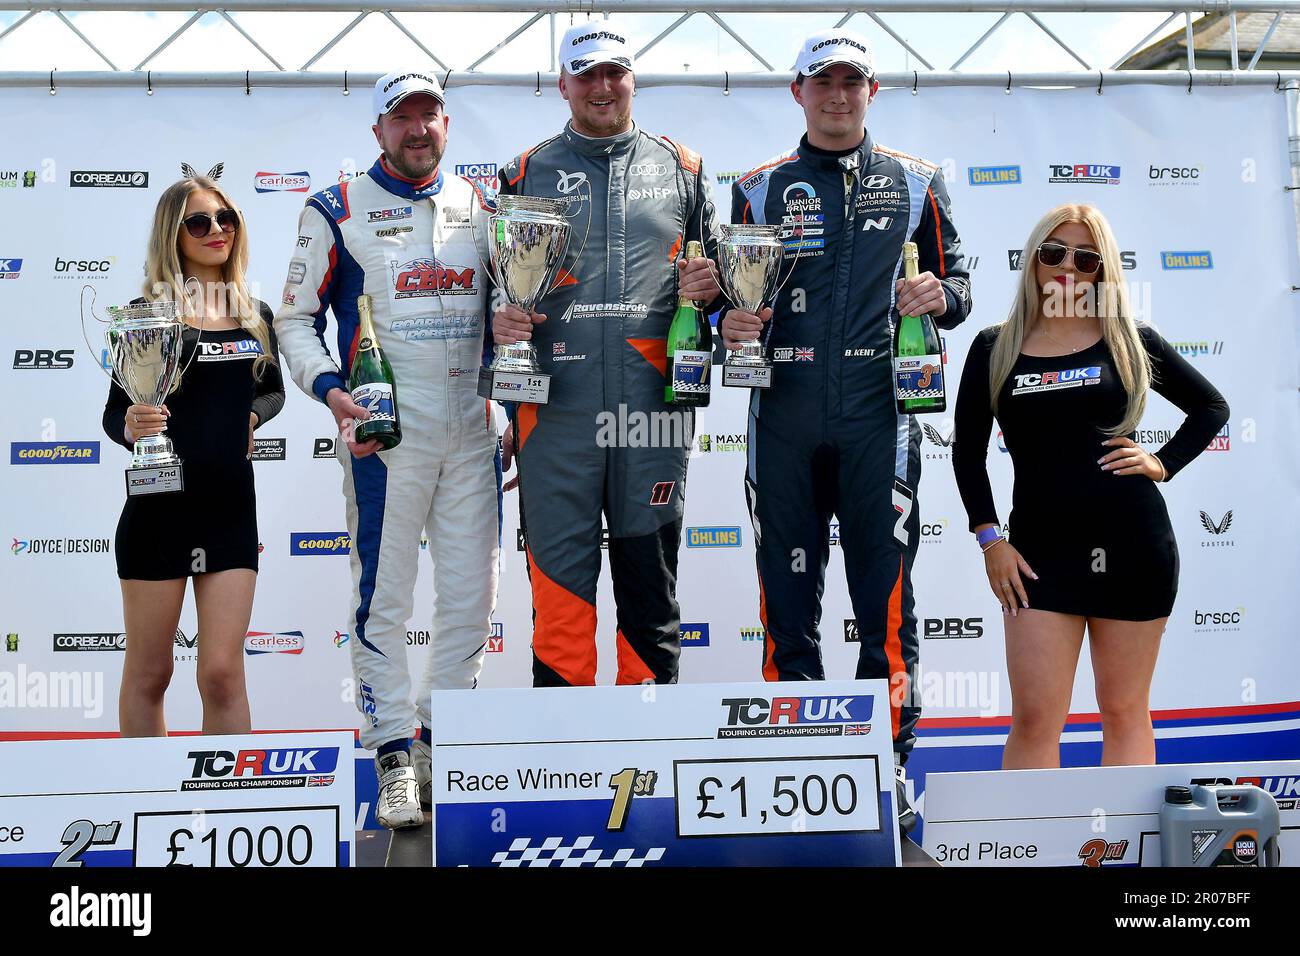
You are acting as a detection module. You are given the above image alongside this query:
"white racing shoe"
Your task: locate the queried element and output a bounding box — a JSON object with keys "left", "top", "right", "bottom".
{"left": 411, "top": 737, "right": 432, "bottom": 809}
{"left": 375, "top": 751, "right": 424, "bottom": 830}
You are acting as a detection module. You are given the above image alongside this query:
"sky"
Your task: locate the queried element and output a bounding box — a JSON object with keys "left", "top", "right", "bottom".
{"left": 0, "top": 9, "right": 1185, "bottom": 77}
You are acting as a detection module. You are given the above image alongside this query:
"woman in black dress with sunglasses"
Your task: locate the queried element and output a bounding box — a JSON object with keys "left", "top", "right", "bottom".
{"left": 103, "top": 175, "right": 283, "bottom": 736}
{"left": 952, "top": 203, "right": 1228, "bottom": 770}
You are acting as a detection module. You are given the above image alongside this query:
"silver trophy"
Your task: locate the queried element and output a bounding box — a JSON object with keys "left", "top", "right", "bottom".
{"left": 82, "top": 289, "right": 190, "bottom": 496}
{"left": 475, "top": 195, "right": 574, "bottom": 405}
{"left": 718, "top": 225, "right": 785, "bottom": 388}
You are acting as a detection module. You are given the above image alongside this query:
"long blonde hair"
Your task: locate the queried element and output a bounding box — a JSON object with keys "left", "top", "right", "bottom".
{"left": 988, "top": 203, "right": 1150, "bottom": 435}
{"left": 142, "top": 176, "right": 274, "bottom": 380}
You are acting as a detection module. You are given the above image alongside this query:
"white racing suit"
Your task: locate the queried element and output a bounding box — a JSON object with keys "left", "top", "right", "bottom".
{"left": 274, "top": 156, "right": 500, "bottom": 751}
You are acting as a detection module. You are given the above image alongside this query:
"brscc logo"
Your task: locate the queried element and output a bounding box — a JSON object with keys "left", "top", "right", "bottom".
{"left": 718, "top": 696, "right": 873, "bottom": 738}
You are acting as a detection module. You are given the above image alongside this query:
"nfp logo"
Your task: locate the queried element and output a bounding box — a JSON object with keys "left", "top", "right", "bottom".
{"left": 254, "top": 171, "right": 311, "bottom": 193}
{"left": 1162, "top": 251, "right": 1213, "bottom": 270}
{"left": 10, "top": 441, "right": 100, "bottom": 464}
{"left": 968, "top": 165, "right": 1021, "bottom": 186}
{"left": 719, "top": 696, "right": 873, "bottom": 738}
{"left": 686, "top": 526, "right": 741, "bottom": 548}
{"left": 184, "top": 748, "right": 340, "bottom": 790}
{"left": 289, "top": 532, "right": 351, "bottom": 555}
{"left": 680, "top": 623, "right": 710, "bottom": 648}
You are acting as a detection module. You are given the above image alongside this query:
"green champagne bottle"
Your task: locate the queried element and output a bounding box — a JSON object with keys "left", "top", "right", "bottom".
{"left": 893, "top": 242, "right": 946, "bottom": 415}
{"left": 350, "top": 294, "right": 402, "bottom": 449}
{"left": 665, "top": 240, "right": 713, "bottom": 407}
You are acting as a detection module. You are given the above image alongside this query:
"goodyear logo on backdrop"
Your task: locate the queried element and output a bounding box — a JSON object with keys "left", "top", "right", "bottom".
{"left": 968, "top": 165, "right": 1021, "bottom": 186}
{"left": 289, "top": 533, "right": 351, "bottom": 555}
{"left": 10, "top": 441, "right": 100, "bottom": 464}
{"left": 686, "top": 527, "right": 741, "bottom": 548}
{"left": 680, "top": 623, "right": 710, "bottom": 648}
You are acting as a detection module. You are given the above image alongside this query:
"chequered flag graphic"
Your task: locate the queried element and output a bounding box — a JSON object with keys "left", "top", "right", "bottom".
{"left": 490, "top": 836, "right": 667, "bottom": 867}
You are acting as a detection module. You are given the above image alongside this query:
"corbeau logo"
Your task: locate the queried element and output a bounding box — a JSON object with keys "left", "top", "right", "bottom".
{"left": 10, "top": 441, "right": 100, "bottom": 464}
{"left": 393, "top": 258, "right": 476, "bottom": 297}
{"left": 70, "top": 170, "right": 149, "bottom": 188}
{"left": 52, "top": 632, "right": 126, "bottom": 652}
{"left": 718, "top": 696, "right": 873, "bottom": 738}
{"left": 289, "top": 532, "right": 351, "bottom": 555}
{"left": 183, "top": 748, "right": 340, "bottom": 791}
{"left": 254, "top": 171, "right": 311, "bottom": 193}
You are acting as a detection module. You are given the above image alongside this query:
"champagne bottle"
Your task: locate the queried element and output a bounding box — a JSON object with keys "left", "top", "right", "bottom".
{"left": 350, "top": 295, "right": 402, "bottom": 449}
{"left": 892, "top": 242, "right": 946, "bottom": 415}
{"left": 665, "top": 240, "right": 713, "bottom": 407}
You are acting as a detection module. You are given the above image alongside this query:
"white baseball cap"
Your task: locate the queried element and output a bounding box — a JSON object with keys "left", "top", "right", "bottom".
{"left": 560, "top": 20, "right": 635, "bottom": 76}
{"left": 373, "top": 70, "right": 446, "bottom": 120}
{"left": 793, "top": 29, "right": 876, "bottom": 80}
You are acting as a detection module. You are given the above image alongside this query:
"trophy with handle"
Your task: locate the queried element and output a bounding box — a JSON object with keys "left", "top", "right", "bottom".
{"left": 82, "top": 288, "right": 190, "bottom": 495}
{"left": 718, "top": 224, "right": 785, "bottom": 389}
{"left": 475, "top": 195, "right": 573, "bottom": 405}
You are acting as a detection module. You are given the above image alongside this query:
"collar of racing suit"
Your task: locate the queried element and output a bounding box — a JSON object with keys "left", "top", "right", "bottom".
{"left": 561, "top": 121, "right": 639, "bottom": 158}
{"left": 369, "top": 155, "right": 445, "bottom": 201}
{"left": 797, "top": 129, "right": 872, "bottom": 170}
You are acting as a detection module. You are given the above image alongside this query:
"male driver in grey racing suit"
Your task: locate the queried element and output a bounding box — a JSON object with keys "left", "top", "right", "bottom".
{"left": 275, "top": 71, "right": 499, "bottom": 829}
{"left": 491, "top": 21, "right": 722, "bottom": 686}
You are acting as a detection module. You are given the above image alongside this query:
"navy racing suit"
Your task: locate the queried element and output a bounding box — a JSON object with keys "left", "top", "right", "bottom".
{"left": 731, "top": 131, "right": 972, "bottom": 759}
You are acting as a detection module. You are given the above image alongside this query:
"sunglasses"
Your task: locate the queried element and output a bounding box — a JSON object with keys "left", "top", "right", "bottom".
{"left": 181, "top": 208, "right": 239, "bottom": 240}
{"left": 1036, "top": 241, "right": 1102, "bottom": 275}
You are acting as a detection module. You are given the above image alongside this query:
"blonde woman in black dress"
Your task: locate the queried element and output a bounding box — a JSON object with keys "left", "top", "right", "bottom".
{"left": 953, "top": 203, "right": 1227, "bottom": 769}
{"left": 103, "top": 175, "right": 283, "bottom": 736}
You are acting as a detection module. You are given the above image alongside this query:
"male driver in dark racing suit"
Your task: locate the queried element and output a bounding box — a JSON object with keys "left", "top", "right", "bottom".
{"left": 490, "top": 21, "right": 722, "bottom": 686}
{"left": 720, "top": 29, "right": 972, "bottom": 829}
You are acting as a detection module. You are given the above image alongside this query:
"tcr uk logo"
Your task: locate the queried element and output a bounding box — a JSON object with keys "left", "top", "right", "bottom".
{"left": 721, "top": 696, "right": 873, "bottom": 725}
{"left": 187, "top": 748, "right": 339, "bottom": 778}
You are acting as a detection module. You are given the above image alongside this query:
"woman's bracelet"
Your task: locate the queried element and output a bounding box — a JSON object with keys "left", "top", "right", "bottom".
{"left": 1153, "top": 454, "right": 1168, "bottom": 482}
{"left": 981, "top": 537, "right": 1006, "bottom": 554}
{"left": 976, "top": 526, "right": 1005, "bottom": 552}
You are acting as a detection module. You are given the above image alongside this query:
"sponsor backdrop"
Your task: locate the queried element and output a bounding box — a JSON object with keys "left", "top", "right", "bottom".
{"left": 2, "top": 83, "right": 1298, "bottom": 813}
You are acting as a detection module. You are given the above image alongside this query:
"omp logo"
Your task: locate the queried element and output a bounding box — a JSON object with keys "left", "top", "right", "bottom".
{"left": 556, "top": 170, "right": 587, "bottom": 194}
{"left": 184, "top": 748, "right": 340, "bottom": 791}
{"left": 680, "top": 623, "right": 710, "bottom": 647}
{"left": 686, "top": 526, "right": 741, "bottom": 548}
{"left": 968, "top": 165, "right": 1021, "bottom": 185}
{"left": 254, "top": 171, "right": 311, "bottom": 193}
{"left": 10, "top": 441, "right": 100, "bottom": 464}
{"left": 289, "top": 532, "right": 351, "bottom": 555}
{"left": 244, "top": 631, "right": 306, "bottom": 655}
{"left": 1162, "top": 251, "right": 1213, "bottom": 270}
{"left": 718, "top": 696, "right": 874, "bottom": 738}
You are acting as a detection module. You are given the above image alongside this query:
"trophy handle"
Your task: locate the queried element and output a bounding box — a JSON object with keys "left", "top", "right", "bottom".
{"left": 468, "top": 185, "right": 503, "bottom": 289}
{"left": 544, "top": 177, "right": 592, "bottom": 297}
{"left": 80, "top": 284, "right": 129, "bottom": 392}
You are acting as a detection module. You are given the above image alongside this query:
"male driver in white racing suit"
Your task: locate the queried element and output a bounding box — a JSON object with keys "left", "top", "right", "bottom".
{"left": 275, "top": 71, "right": 500, "bottom": 829}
